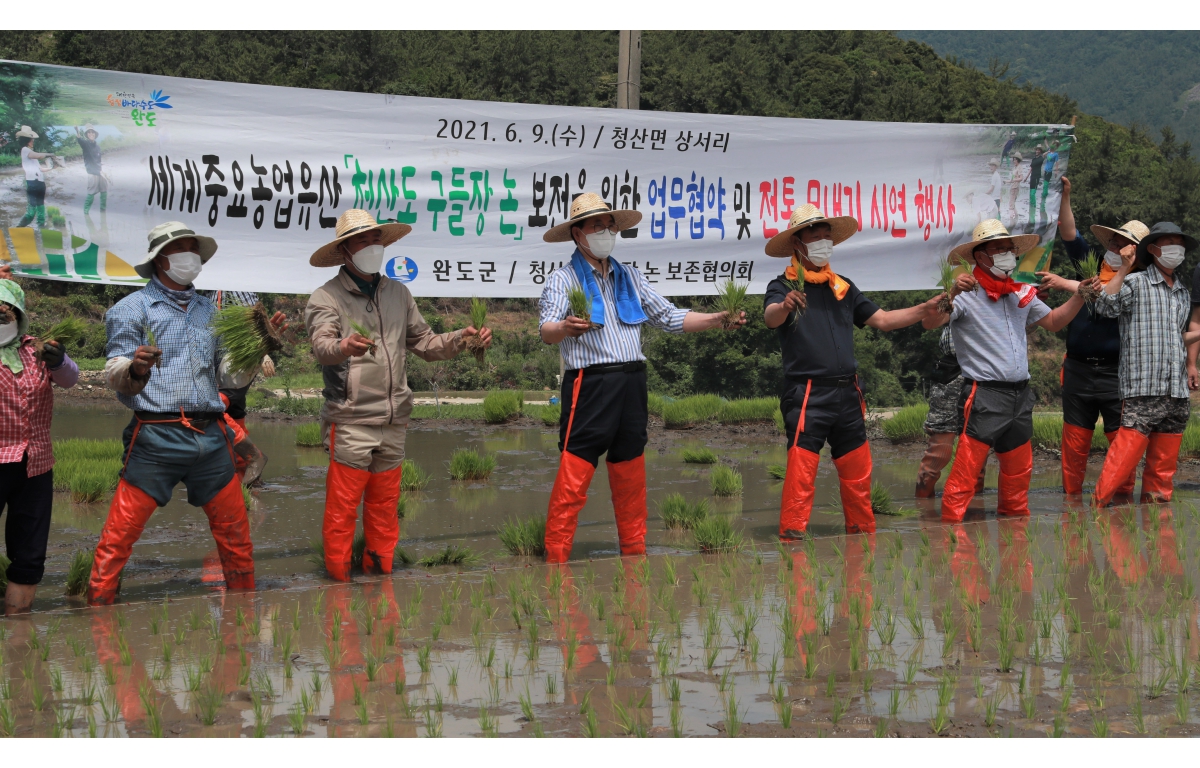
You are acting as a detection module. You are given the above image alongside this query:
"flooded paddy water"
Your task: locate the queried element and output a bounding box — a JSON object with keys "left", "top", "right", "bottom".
{"left": 3, "top": 401, "right": 1200, "bottom": 736}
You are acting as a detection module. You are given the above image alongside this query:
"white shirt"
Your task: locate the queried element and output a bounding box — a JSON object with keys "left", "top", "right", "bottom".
{"left": 950, "top": 284, "right": 1051, "bottom": 383}
{"left": 21, "top": 147, "right": 43, "bottom": 182}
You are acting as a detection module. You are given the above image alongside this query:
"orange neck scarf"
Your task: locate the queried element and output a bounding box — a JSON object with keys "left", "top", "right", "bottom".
{"left": 786, "top": 256, "right": 850, "bottom": 300}
{"left": 1098, "top": 262, "right": 1119, "bottom": 284}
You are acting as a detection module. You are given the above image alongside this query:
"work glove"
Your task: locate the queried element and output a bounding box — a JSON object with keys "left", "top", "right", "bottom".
{"left": 41, "top": 339, "right": 65, "bottom": 369}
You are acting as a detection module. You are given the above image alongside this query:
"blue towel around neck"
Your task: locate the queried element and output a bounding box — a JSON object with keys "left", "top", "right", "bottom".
{"left": 570, "top": 248, "right": 647, "bottom": 328}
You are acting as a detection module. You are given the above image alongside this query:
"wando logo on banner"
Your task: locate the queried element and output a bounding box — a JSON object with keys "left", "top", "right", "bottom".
{"left": 384, "top": 255, "right": 418, "bottom": 283}
{"left": 0, "top": 59, "right": 1072, "bottom": 296}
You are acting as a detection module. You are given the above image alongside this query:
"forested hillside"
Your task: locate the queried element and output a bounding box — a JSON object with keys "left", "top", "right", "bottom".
{"left": 3, "top": 31, "right": 1200, "bottom": 405}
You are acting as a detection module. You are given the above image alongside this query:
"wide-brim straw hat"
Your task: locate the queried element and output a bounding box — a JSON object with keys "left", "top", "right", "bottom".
{"left": 136, "top": 221, "right": 218, "bottom": 279}
{"left": 310, "top": 209, "right": 412, "bottom": 267}
{"left": 1090, "top": 220, "right": 1149, "bottom": 254}
{"left": 543, "top": 192, "right": 642, "bottom": 243}
{"left": 949, "top": 219, "right": 1041, "bottom": 263}
{"left": 765, "top": 204, "right": 858, "bottom": 257}
{"left": 15, "top": 125, "right": 37, "bottom": 140}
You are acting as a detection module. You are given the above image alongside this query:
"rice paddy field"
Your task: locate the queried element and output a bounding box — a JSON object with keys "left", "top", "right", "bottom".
{"left": 5, "top": 401, "right": 1200, "bottom": 737}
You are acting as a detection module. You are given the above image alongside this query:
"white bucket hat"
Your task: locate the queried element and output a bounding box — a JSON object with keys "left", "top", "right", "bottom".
{"left": 15, "top": 125, "right": 37, "bottom": 140}
{"left": 136, "top": 221, "right": 218, "bottom": 279}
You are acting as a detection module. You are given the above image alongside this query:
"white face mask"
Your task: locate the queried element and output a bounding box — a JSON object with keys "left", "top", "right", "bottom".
{"left": 1103, "top": 250, "right": 1123, "bottom": 268}
{"left": 1156, "top": 244, "right": 1186, "bottom": 270}
{"left": 163, "top": 251, "right": 203, "bottom": 286}
{"left": 989, "top": 251, "right": 1018, "bottom": 278}
{"left": 0, "top": 321, "right": 18, "bottom": 347}
{"left": 803, "top": 238, "right": 834, "bottom": 267}
{"left": 584, "top": 229, "right": 617, "bottom": 259}
{"left": 350, "top": 243, "right": 386, "bottom": 275}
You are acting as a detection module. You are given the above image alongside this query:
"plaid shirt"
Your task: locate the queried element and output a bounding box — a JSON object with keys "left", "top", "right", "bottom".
{"left": 538, "top": 260, "right": 688, "bottom": 370}
{"left": 105, "top": 280, "right": 226, "bottom": 413}
{"left": 1094, "top": 265, "right": 1191, "bottom": 399}
{"left": 0, "top": 339, "right": 78, "bottom": 476}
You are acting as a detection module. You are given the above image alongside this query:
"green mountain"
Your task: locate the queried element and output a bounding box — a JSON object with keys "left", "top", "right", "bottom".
{"left": 899, "top": 31, "right": 1200, "bottom": 146}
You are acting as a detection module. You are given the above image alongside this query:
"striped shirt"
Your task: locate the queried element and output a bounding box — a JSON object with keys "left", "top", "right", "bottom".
{"left": 538, "top": 260, "right": 689, "bottom": 370}
{"left": 201, "top": 290, "right": 259, "bottom": 309}
{"left": 105, "top": 279, "right": 227, "bottom": 413}
{"left": 1094, "top": 265, "right": 1190, "bottom": 399}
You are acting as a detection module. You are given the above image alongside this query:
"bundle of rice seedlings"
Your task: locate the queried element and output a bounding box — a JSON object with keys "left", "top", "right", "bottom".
{"left": 241, "top": 484, "right": 254, "bottom": 509}
{"left": 716, "top": 398, "right": 778, "bottom": 425}
{"left": 692, "top": 515, "right": 744, "bottom": 554}
{"left": 449, "top": 448, "right": 496, "bottom": 481}
{"left": 870, "top": 482, "right": 893, "bottom": 515}
{"left": 349, "top": 319, "right": 377, "bottom": 357}
{"left": 658, "top": 493, "right": 709, "bottom": 530}
{"left": 483, "top": 390, "right": 523, "bottom": 423}
{"left": 710, "top": 465, "right": 743, "bottom": 497}
{"left": 467, "top": 297, "right": 488, "bottom": 364}
{"left": 539, "top": 404, "right": 561, "bottom": 427}
{"left": 936, "top": 256, "right": 971, "bottom": 314}
{"left": 1076, "top": 253, "right": 1102, "bottom": 302}
{"left": 417, "top": 545, "right": 480, "bottom": 568}
{"left": 781, "top": 276, "right": 806, "bottom": 320}
{"left": 64, "top": 550, "right": 94, "bottom": 597}
{"left": 211, "top": 303, "right": 285, "bottom": 377}
{"left": 38, "top": 317, "right": 88, "bottom": 357}
{"left": 681, "top": 447, "right": 718, "bottom": 464}
{"left": 308, "top": 531, "right": 368, "bottom": 573}
{"left": 767, "top": 464, "right": 787, "bottom": 480}
{"left": 295, "top": 423, "right": 322, "bottom": 447}
{"left": 881, "top": 404, "right": 929, "bottom": 443}
{"left": 142, "top": 323, "right": 162, "bottom": 368}
{"left": 401, "top": 459, "right": 431, "bottom": 491}
{"left": 498, "top": 516, "right": 547, "bottom": 557}
{"left": 712, "top": 280, "right": 748, "bottom": 330}
{"left": 70, "top": 469, "right": 115, "bottom": 504}
{"left": 566, "top": 286, "right": 594, "bottom": 329}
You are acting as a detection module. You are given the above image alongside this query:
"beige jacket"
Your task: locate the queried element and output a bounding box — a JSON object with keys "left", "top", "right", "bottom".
{"left": 304, "top": 268, "right": 465, "bottom": 426}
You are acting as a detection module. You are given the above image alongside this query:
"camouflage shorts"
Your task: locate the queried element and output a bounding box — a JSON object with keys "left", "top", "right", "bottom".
{"left": 1120, "top": 396, "right": 1190, "bottom": 435}
{"left": 924, "top": 376, "right": 966, "bottom": 435}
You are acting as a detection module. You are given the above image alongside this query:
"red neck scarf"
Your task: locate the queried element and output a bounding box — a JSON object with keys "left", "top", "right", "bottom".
{"left": 972, "top": 265, "right": 1035, "bottom": 307}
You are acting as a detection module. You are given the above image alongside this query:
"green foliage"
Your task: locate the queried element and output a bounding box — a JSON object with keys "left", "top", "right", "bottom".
{"left": 710, "top": 465, "right": 743, "bottom": 496}
{"left": 417, "top": 545, "right": 480, "bottom": 568}
{"left": 483, "top": 390, "right": 524, "bottom": 423}
{"left": 400, "top": 459, "right": 431, "bottom": 491}
{"left": 531, "top": 403, "right": 560, "bottom": 426}
{"left": 882, "top": 404, "right": 929, "bottom": 443}
{"left": 680, "top": 447, "right": 717, "bottom": 464}
{"left": 410, "top": 403, "right": 485, "bottom": 420}
{"left": 449, "top": 448, "right": 495, "bottom": 481}
{"left": 1181, "top": 419, "right": 1200, "bottom": 457}
{"left": 692, "top": 515, "right": 744, "bottom": 554}
{"left": 1030, "top": 415, "right": 1107, "bottom": 450}
{"left": 498, "top": 516, "right": 547, "bottom": 557}
{"left": 658, "top": 493, "right": 709, "bottom": 530}
{"left": 294, "top": 423, "right": 322, "bottom": 447}
{"left": 65, "top": 550, "right": 93, "bottom": 597}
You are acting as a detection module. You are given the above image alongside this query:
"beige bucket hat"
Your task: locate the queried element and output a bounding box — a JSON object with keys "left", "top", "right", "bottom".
{"left": 949, "top": 219, "right": 1041, "bottom": 263}
{"left": 1090, "top": 220, "right": 1149, "bottom": 254}
{"left": 136, "top": 221, "right": 218, "bottom": 279}
{"left": 310, "top": 209, "right": 412, "bottom": 267}
{"left": 764, "top": 204, "right": 858, "bottom": 258}
{"left": 542, "top": 192, "right": 642, "bottom": 243}
{"left": 15, "top": 126, "right": 37, "bottom": 140}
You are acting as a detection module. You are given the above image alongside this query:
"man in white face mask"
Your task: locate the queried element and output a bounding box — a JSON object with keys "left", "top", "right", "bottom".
{"left": 926, "top": 219, "right": 1093, "bottom": 524}
{"left": 537, "top": 193, "right": 744, "bottom": 563}
{"left": 91, "top": 221, "right": 281, "bottom": 605}
{"left": 1093, "top": 221, "right": 1200, "bottom": 506}
{"left": 1044, "top": 175, "right": 1147, "bottom": 498}
{"left": 305, "top": 209, "right": 490, "bottom": 581}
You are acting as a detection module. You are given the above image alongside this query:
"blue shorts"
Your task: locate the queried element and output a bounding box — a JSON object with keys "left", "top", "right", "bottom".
{"left": 120, "top": 417, "right": 236, "bottom": 507}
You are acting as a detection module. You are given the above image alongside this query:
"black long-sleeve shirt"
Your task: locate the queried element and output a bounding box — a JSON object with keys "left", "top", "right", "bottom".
{"left": 1064, "top": 234, "right": 1121, "bottom": 361}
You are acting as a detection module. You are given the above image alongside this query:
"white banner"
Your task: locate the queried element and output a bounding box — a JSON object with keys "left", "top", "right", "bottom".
{"left": 0, "top": 60, "right": 1072, "bottom": 296}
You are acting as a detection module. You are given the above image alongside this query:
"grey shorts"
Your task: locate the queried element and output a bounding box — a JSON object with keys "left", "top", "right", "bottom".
{"left": 87, "top": 173, "right": 108, "bottom": 195}
{"left": 924, "top": 376, "right": 966, "bottom": 435}
{"left": 1120, "top": 396, "right": 1190, "bottom": 435}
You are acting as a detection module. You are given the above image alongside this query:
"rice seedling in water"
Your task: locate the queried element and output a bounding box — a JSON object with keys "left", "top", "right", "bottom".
{"left": 566, "top": 285, "right": 593, "bottom": 328}
{"left": 467, "top": 297, "right": 489, "bottom": 364}
{"left": 881, "top": 403, "right": 929, "bottom": 443}
{"left": 710, "top": 279, "right": 749, "bottom": 330}
{"left": 448, "top": 448, "right": 496, "bottom": 481}
{"left": 767, "top": 463, "right": 787, "bottom": 480}
{"left": 498, "top": 515, "right": 547, "bottom": 557}
{"left": 62, "top": 548, "right": 94, "bottom": 597}
{"left": 710, "top": 465, "right": 743, "bottom": 496}
{"left": 417, "top": 544, "right": 479, "bottom": 567}
{"left": 294, "top": 422, "right": 322, "bottom": 447}
{"left": 195, "top": 682, "right": 224, "bottom": 726}
{"left": 658, "top": 493, "right": 709, "bottom": 530}
{"left": 681, "top": 446, "right": 718, "bottom": 464}
{"left": 483, "top": 390, "right": 524, "bottom": 423}
{"left": 399, "top": 458, "right": 432, "bottom": 492}
{"left": 693, "top": 514, "right": 744, "bottom": 553}
{"left": 211, "top": 303, "right": 285, "bottom": 376}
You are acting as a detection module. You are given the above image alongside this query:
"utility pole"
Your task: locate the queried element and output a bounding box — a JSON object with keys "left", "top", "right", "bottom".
{"left": 617, "top": 31, "right": 641, "bottom": 110}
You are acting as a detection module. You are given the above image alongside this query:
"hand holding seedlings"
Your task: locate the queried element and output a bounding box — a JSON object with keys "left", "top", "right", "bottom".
{"left": 465, "top": 297, "right": 493, "bottom": 364}
{"left": 343, "top": 320, "right": 377, "bottom": 357}
{"left": 951, "top": 270, "right": 978, "bottom": 297}
{"left": 131, "top": 324, "right": 161, "bottom": 376}
{"left": 780, "top": 278, "right": 807, "bottom": 320}
{"left": 555, "top": 285, "right": 595, "bottom": 338}
{"left": 712, "top": 280, "right": 749, "bottom": 330}
{"left": 936, "top": 256, "right": 971, "bottom": 314}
